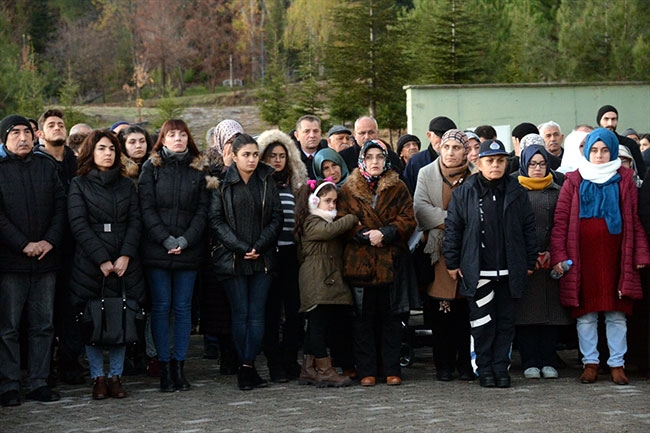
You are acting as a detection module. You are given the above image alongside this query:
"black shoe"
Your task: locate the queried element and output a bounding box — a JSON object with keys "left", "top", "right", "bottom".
{"left": 238, "top": 366, "right": 254, "bottom": 391}
{"left": 26, "top": 386, "right": 60, "bottom": 402}
{"left": 60, "top": 369, "right": 85, "bottom": 385}
{"left": 458, "top": 369, "right": 476, "bottom": 381}
{"left": 495, "top": 373, "right": 511, "bottom": 388}
{"left": 269, "top": 365, "right": 289, "bottom": 383}
{"left": 170, "top": 359, "right": 191, "bottom": 391}
{"left": 251, "top": 366, "right": 268, "bottom": 388}
{"left": 218, "top": 337, "right": 238, "bottom": 376}
{"left": 159, "top": 362, "right": 175, "bottom": 392}
{"left": 436, "top": 369, "right": 454, "bottom": 381}
{"left": 479, "top": 374, "right": 496, "bottom": 388}
{"left": 1, "top": 390, "right": 21, "bottom": 407}
{"left": 284, "top": 361, "right": 301, "bottom": 380}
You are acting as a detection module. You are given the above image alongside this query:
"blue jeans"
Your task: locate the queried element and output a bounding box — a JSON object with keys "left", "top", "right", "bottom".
{"left": 223, "top": 272, "right": 272, "bottom": 365}
{"left": 0, "top": 272, "right": 56, "bottom": 393}
{"left": 577, "top": 311, "right": 627, "bottom": 367}
{"left": 85, "top": 345, "right": 126, "bottom": 379}
{"left": 146, "top": 268, "right": 197, "bottom": 362}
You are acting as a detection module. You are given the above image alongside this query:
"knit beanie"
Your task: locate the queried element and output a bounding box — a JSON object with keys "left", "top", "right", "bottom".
{"left": 596, "top": 105, "right": 618, "bottom": 126}
{"left": 396, "top": 134, "right": 421, "bottom": 155}
{"left": 0, "top": 115, "right": 34, "bottom": 145}
{"left": 428, "top": 116, "right": 457, "bottom": 137}
{"left": 512, "top": 122, "right": 539, "bottom": 141}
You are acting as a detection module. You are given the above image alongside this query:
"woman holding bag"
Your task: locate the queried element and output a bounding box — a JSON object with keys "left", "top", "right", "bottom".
{"left": 68, "top": 129, "right": 145, "bottom": 400}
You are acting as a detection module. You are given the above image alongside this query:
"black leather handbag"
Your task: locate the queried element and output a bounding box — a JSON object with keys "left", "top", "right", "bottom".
{"left": 78, "top": 278, "right": 146, "bottom": 346}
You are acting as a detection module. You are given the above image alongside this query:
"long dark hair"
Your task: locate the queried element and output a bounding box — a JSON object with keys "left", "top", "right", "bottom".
{"left": 293, "top": 180, "right": 337, "bottom": 238}
{"left": 76, "top": 129, "right": 124, "bottom": 176}
{"left": 118, "top": 124, "right": 153, "bottom": 158}
{"left": 151, "top": 119, "right": 200, "bottom": 157}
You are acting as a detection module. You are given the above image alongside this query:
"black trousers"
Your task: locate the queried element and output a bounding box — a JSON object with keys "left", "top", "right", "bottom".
{"left": 263, "top": 244, "right": 304, "bottom": 368}
{"left": 354, "top": 285, "right": 402, "bottom": 378}
{"left": 467, "top": 279, "right": 515, "bottom": 376}
{"left": 517, "top": 325, "right": 560, "bottom": 369}
{"left": 425, "top": 295, "right": 472, "bottom": 375}
{"left": 304, "top": 305, "right": 348, "bottom": 359}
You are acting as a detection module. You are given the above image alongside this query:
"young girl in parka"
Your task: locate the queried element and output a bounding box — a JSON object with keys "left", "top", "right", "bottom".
{"left": 294, "top": 179, "right": 359, "bottom": 387}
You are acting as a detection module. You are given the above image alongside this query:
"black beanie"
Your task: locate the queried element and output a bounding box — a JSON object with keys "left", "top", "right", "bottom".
{"left": 511, "top": 122, "right": 539, "bottom": 141}
{"left": 428, "top": 116, "right": 457, "bottom": 137}
{"left": 396, "top": 134, "right": 421, "bottom": 155}
{"left": 596, "top": 105, "right": 618, "bottom": 126}
{"left": 0, "top": 115, "right": 34, "bottom": 145}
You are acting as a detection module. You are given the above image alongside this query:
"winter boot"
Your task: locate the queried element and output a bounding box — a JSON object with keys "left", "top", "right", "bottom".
{"left": 159, "top": 362, "right": 175, "bottom": 392}
{"left": 170, "top": 359, "right": 190, "bottom": 391}
{"left": 298, "top": 354, "right": 318, "bottom": 386}
{"left": 314, "top": 357, "right": 351, "bottom": 388}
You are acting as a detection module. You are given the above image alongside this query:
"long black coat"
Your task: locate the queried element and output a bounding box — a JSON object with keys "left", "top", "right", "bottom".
{"left": 68, "top": 168, "right": 145, "bottom": 308}
{"left": 443, "top": 174, "right": 538, "bottom": 299}
{"left": 0, "top": 152, "right": 66, "bottom": 273}
{"left": 138, "top": 150, "right": 210, "bottom": 270}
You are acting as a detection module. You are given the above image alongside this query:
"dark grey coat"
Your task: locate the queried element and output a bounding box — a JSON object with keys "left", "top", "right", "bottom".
{"left": 68, "top": 169, "right": 145, "bottom": 308}
{"left": 514, "top": 182, "right": 572, "bottom": 325}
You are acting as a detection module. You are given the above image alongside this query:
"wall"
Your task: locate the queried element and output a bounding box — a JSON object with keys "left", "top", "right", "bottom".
{"left": 404, "top": 82, "right": 650, "bottom": 151}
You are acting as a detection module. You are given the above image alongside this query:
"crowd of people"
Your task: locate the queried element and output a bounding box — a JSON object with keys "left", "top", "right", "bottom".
{"left": 1, "top": 103, "right": 650, "bottom": 407}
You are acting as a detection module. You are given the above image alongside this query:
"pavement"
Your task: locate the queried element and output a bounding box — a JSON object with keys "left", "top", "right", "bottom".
{"left": 2, "top": 335, "right": 650, "bottom": 433}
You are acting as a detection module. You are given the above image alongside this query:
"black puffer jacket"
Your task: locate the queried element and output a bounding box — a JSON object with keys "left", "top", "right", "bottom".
{"left": 209, "top": 162, "right": 283, "bottom": 277}
{"left": 68, "top": 168, "right": 145, "bottom": 308}
{"left": 0, "top": 151, "right": 66, "bottom": 273}
{"left": 138, "top": 150, "right": 209, "bottom": 269}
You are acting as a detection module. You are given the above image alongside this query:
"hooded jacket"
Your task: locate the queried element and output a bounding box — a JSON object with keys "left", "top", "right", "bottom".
{"left": 138, "top": 150, "right": 210, "bottom": 270}
{"left": 257, "top": 129, "right": 308, "bottom": 195}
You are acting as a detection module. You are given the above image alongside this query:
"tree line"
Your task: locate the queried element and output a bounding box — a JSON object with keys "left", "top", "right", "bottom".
{"left": 1, "top": 0, "right": 649, "bottom": 134}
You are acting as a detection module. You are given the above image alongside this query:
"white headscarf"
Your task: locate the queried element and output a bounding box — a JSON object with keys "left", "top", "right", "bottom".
{"left": 557, "top": 130, "right": 588, "bottom": 174}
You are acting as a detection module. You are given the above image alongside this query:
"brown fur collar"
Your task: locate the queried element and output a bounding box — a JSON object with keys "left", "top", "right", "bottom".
{"left": 345, "top": 168, "right": 401, "bottom": 204}
{"left": 149, "top": 151, "right": 209, "bottom": 172}
{"left": 121, "top": 155, "right": 140, "bottom": 179}
{"left": 205, "top": 175, "right": 220, "bottom": 190}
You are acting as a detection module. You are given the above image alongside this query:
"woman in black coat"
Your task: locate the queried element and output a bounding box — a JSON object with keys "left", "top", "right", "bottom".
{"left": 209, "top": 134, "right": 283, "bottom": 391}
{"left": 138, "top": 119, "right": 210, "bottom": 392}
{"left": 68, "top": 129, "right": 145, "bottom": 400}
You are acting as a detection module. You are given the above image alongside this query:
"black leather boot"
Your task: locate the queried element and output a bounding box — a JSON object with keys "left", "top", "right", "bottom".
{"left": 159, "top": 362, "right": 175, "bottom": 392}
{"left": 170, "top": 359, "right": 190, "bottom": 391}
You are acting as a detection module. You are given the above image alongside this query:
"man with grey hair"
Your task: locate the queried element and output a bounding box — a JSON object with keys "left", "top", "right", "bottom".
{"left": 538, "top": 121, "right": 564, "bottom": 158}
{"left": 339, "top": 116, "right": 401, "bottom": 175}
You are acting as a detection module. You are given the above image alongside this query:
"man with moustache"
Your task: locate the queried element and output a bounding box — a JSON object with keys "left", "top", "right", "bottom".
{"left": 0, "top": 115, "right": 66, "bottom": 406}
{"left": 596, "top": 105, "right": 645, "bottom": 176}
{"left": 34, "top": 109, "right": 83, "bottom": 385}
{"left": 295, "top": 115, "right": 326, "bottom": 180}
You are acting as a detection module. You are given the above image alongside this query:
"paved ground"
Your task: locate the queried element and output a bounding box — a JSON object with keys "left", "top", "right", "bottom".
{"left": 3, "top": 336, "right": 650, "bottom": 433}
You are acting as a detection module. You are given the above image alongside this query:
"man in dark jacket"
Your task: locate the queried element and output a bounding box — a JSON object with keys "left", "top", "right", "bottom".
{"left": 0, "top": 115, "right": 66, "bottom": 406}
{"left": 295, "top": 115, "right": 326, "bottom": 180}
{"left": 403, "top": 116, "right": 457, "bottom": 194}
{"left": 596, "top": 104, "right": 646, "bottom": 175}
{"left": 443, "top": 139, "right": 537, "bottom": 389}
{"left": 339, "top": 116, "right": 402, "bottom": 175}
{"left": 34, "top": 108, "right": 84, "bottom": 384}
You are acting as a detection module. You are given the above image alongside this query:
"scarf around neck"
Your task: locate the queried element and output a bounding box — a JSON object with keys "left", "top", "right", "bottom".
{"left": 518, "top": 173, "right": 553, "bottom": 191}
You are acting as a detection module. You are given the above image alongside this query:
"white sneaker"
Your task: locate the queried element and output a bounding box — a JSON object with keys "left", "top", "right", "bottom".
{"left": 523, "top": 367, "right": 541, "bottom": 379}
{"left": 541, "top": 366, "right": 558, "bottom": 379}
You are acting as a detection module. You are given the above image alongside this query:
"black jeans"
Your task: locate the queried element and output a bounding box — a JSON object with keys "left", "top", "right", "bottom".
{"left": 517, "top": 325, "right": 560, "bottom": 370}
{"left": 467, "top": 279, "right": 515, "bottom": 377}
{"left": 263, "top": 244, "right": 303, "bottom": 368}
{"left": 354, "top": 285, "right": 402, "bottom": 378}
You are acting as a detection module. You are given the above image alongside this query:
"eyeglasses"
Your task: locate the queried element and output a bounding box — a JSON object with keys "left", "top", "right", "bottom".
{"left": 364, "top": 154, "right": 385, "bottom": 162}
{"left": 527, "top": 161, "right": 547, "bottom": 168}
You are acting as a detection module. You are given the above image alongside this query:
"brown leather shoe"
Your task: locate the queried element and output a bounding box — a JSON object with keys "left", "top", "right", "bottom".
{"left": 107, "top": 376, "right": 127, "bottom": 398}
{"left": 92, "top": 376, "right": 108, "bottom": 400}
{"left": 360, "top": 376, "right": 376, "bottom": 386}
{"left": 314, "top": 357, "right": 351, "bottom": 388}
{"left": 342, "top": 368, "right": 358, "bottom": 380}
{"left": 610, "top": 367, "right": 629, "bottom": 385}
{"left": 386, "top": 376, "right": 402, "bottom": 386}
{"left": 580, "top": 364, "right": 598, "bottom": 384}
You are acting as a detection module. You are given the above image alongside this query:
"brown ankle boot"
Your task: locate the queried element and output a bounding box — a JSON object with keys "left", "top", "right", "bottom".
{"left": 580, "top": 364, "right": 598, "bottom": 383}
{"left": 314, "top": 357, "right": 351, "bottom": 388}
{"left": 108, "top": 376, "right": 127, "bottom": 398}
{"left": 92, "top": 376, "right": 108, "bottom": 400}
{"left": 299, "top": 354, "right": 318, "bottom": 385}
{"left": 610, "top": 366, "right": 629, "bottom": 385}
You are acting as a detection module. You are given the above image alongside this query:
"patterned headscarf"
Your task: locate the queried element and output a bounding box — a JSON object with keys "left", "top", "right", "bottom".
{"left": 440, "top": 129, "right": 469, "bottom": 153}
{"left": 358, "top": 139, "right": 390, "bottom": 186}
{"left": 213, "top": 120, "right": 244, "bottom": 155}
{"left": 520, "top": 133, "right": 545, "bottom": 153}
